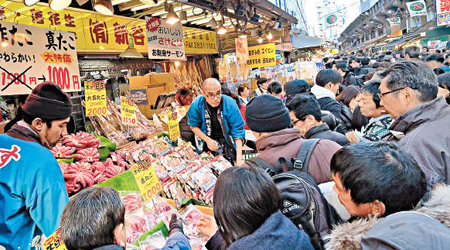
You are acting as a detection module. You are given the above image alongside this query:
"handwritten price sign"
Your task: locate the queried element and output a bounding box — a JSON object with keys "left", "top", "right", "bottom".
{"left": 85, "top": 80, "right": 107, "bottom": 117}
{"left": 120, "top": 96, "right": 137, "bottom": 125}
{"left": 130, "top": 157, "right": 163, "bottom": 202}
{"left": 168, "top": 111, "right": 180, "bottom": 141}
{"left": 43, "top": 228, "right": 67, "bottom": 250}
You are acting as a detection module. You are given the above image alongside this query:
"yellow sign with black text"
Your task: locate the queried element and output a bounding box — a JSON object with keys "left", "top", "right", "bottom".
{"left": 130, "top": 158, "right": 163, "bottom": 202}
{"left": 43, "top": 228, "right": 67, "bottom": 250}
{"left": 85, "top": 80, "right": 107, "bottom": 117}
{"left": 183, "top": 27, "right": 218, "bottom": 54}
{"left": 120, "top": 96, "right": 137, "bottom": 125}
{"left": 168, "top": 111, "right": 180, "bottom": 141}
{"left": 247, "top": 43, "right": 276, "bottom": 68}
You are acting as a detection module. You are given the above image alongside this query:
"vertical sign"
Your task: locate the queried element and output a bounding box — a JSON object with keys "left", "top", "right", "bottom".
{"left": 0, "top": 22, "right": 80, "bottom": 95}
{"left": 145, "top": 17, "right": 186, "bottom": 60}
{"left": 168, "top": 111, "right": 180, "bottom": 141}
{"left": 406, "top": 0, "right": 427, "bottom": 17}
{"left": 386, "top": 17, "right": 402, "bottom": 37}
{"left": 120, "top": 96, "right": 137, "bottom": 125}
{"left": 235, "top": 37, "right": 249, "bottom": 80}
{"left": 85, "top": 80, "right": 107, "bottom": 117}
{"left": 436, "top": 0, "right": 450, "bottom": 26}
{"left": 247, "top": 43, "right": 276, "bottom": 68}
{"left": 130, "top": 157, "right": 163, "bottom": 202}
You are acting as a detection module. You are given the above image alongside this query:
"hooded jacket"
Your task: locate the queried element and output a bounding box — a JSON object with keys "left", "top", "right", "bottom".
{"left": 325, "top": 184, "right": 450, "bottom": 250}
{"left": 245, "top": 128, "right": 341, "bottom": 184}
{"left": 389, "top": 97, "right": 450, "bottom": 191}
{"left": 305, "top": 123, "right": 350, "bottom": 146}
{"left": 311, "top": 85, "right": 342, "bottom": 125}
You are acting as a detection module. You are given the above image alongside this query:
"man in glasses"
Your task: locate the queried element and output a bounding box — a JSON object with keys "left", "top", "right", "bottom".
{"left": 187, "top": 78, "right": 245, "bottom": 165}
{"left": 379, "top": 60, "right": 450, "bottom": 199}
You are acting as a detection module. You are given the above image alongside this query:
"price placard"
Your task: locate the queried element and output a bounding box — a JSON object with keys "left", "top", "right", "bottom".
{"left": 168, "top": 111, "right": 180, "bottom": 141}
{"left": 130, "top": 157, "right": 163, "bottom": 202}
{"left": 85, "top": 80, "right": 107, "bottom": 117}
{"left": 120, "top": 96, "right": 137, "bottom": 125}
{"left": 43, "top": 228, "right": 67, "bottom": 250}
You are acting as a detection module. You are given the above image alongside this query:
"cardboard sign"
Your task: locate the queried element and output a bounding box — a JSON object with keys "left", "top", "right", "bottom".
{"left": 0, "top": 21, "right": 80, "bottom": 95}
{"left": 130, "top": 157, "right": 163, "bottom": 202}
{"left": 183, "top": 27, "right": 217, "bottom": 54}
{"left": 43, "top": 228, "right": 67, "bottom": 250}
{"left": 120, "top": 96, "right": 137, "bottom": 125}
{"left": 406, "top": 0, "right": 427, "bottom": 17}
{"left": 436, "top": 0, "right": 450, "bottom": 26}
{"left": 85, "top": 80, "right": 107, "bottom": 117}
{"left": 168, "top": 111, "right": 180, "bottom": 141}
{"left": 247, "top": 43, "right": 276, "bottom": 69}
{"left": 145, "top": 17, "right": 186, "bottom": 60}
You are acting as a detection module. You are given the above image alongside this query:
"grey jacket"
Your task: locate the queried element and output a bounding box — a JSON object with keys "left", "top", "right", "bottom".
{"left": 389, "top": 97, "right": 450, "bottom": 189}
{"left": 325, "top": 184, "right": 450, "bottom": 250}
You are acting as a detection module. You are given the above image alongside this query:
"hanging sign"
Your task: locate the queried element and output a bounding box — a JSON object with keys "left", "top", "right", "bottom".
{"left": 0, "top": 22, "right": 80, "bottom": 96}
{"left": 130, "top": 157, "right": 163, "bottom": 202}
{"left": 436, "top": 0, "right": 450, "bottom": 26}
{"left": 386, "top": 17, "right": 402, "bottom": 37}
{"left": 145, "top": 16, "right": 186, "bottom": 60}
{"left": 235, "top": 37, "right": 249, "bottom": 80}
{"left": 168, "top": 111, "right": 180, "bottom": 141}
{"left": 183, "top": 27, "right": 217, "bottom": 54}
{"left": 84, "top": 80, "right": 107, "bottom": 117}
{"left": 406, "top": 0, "right": 427, "bottom": 17}
{"left": 120, "top": 96, "right": 137, "bottom": 125}
{"left": 43, "top": 228, "right": 67, "bottom": 250}
{"left": 247, "top": 43, "right": 276, "bottom": 69}
{"left": 325, "top": 14, "right": 338, "bottom": 27}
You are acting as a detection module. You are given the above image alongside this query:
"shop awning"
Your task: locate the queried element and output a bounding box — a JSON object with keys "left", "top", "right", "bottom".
{"left": 290, "top": 34, "right": 325, "bottom": 49}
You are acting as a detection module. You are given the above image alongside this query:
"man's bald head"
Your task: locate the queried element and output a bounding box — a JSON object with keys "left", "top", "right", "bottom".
{"left": 202, "top": 78, "right": 222, "bottom": 107}
{"left": 203, "top": 78, "right": 221, "bottom": 88}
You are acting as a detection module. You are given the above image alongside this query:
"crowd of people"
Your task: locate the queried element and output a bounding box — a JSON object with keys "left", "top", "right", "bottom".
{"left": 2, "top": 45, "right": 450, "bottom": 250}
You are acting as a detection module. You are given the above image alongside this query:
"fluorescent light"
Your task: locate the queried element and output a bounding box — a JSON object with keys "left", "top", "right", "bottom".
{"left": 112, "top": 0, "right": 130, "bottom": 5}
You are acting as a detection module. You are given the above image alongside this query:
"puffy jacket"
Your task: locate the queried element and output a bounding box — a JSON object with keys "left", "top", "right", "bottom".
{"left": 244, "top": 128, "right": 341, "bottom": 184}
{"left": 311, "top": 85, "right": 342, "bottom": 125}
{"left": 187, "top": 95, "right": 245, "bottom": 143}
{"left": 304, "top": 123, "right": 350, "bottom": 146}
{"left": 389, "top": 97, "right": 450, "bottom": 193}
{"left": 334, "top": 102, "right": 353, "bottom": 134}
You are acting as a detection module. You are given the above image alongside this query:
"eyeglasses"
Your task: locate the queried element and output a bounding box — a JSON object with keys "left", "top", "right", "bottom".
{"left": 378, "top": 87, "right": 406, "bottom": 98}
{"left": 205, "top": 90, "right": 222, "bottom": 100}
{"left": 292, "top": 116, "right": 306, "bottom": 125}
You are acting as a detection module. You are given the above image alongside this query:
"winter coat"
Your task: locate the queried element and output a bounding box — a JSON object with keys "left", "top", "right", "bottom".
{"left": 244, "top": 128, "right": 341, "bottom": 184}
{"left": 187, "top": 95, "right": 245, "bottom": 143}
{"left": 389, "top": 97, "right": 450, "bottom": 192}
{"left": 358, "top": 65, "right": 375, "bottom": 76}
{"left": 7, "top": 121, "right": 42, "bottom": 146}
{"left": 355, "top": 114, "right": 393, "bottom": 142}
{"left": 334, "top": 102, "right": 353, "bottom": 134}
{"left": 206, "top": 210, "right": 314, "bottom": 250}
{"left": 325, "top": 184, "right": 450, "bottom": 250}
{"left": 311, "top": 85, "right": 342, "bottom": 126}
{"left": 343, "top": 72, "right": 362, "bottom": 88}
{"left": 305, "top": 123, "right": 350, "bottom": 146}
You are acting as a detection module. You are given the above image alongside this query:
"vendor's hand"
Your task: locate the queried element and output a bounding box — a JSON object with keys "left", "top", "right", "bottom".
{"left": 197, "top": 214, "right": 218, "bottom": 238}
{"left": 169, "top": 214, "right": 183, "bottom": 235}
{"left": 206, "top": 139, "right": 219, "bottom": 151}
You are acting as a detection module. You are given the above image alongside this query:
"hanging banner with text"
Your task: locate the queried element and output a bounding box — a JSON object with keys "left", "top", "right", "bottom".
{"left": 85, "top": 80, "right": 107, "bottom": 117}
{"left": 406, "top": 0, "right": 427, "bottom": 17}
{"left": 436, "top": 0, "right": 450, "bottom": 26}
{"left": 130, "top": 157, "right": 163, "bottom": 202}
{"left": 0, "top": 22, "right": 80, "bottom": 96}
{"left": 247, "top": 43, "right": 276, "bottom": 69}
{"left": 183, "top": 27, "right": 217, "bottom": 54}
{"left": 386, "top": 17, "right": 402, "bottom": 37}
{"left": 235, "top": 37, "right": 249, "bottom": 80}
{"left": 120, "top": 96, "right": 137, "bottom": 125}
{"left": 145, "top": 16, "right": 186, "bottom": 60}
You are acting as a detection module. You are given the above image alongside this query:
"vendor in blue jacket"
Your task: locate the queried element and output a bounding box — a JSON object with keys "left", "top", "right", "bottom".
{"left": 187, "top": 78, "right": 245, "bottom": 165}
{"left": 0, "top": 82, "right": 72, "bottom": 249}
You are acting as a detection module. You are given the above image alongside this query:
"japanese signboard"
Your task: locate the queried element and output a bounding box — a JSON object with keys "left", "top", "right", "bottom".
{"left": 43, "top": 228, "right": 67, "bottom": 250}
{"left": 235, "top": 37, "right": 249, "bottom": 80}
{"left": 168, "top": 111, "right": 180, "bottom": 141}
{"left": 386, "top": 17, "right": 402, "bottom": 37}
{"left": 436, "top": 0, "right": 450, "bottom": 26}
{"left": 325, "top": 14, "right": 338, "bottom": 28}
{"left": 183, "top": 27, "right": 217, "bottom": 54}
{"left": 406, "top": 0, "right": 427, "bottom": 17}
{"left": 130, "top": 157, "right": 163, "bottom": 202}
{"left": 145, "top": 16, "right": 186, "bottom": 60}
{"left": 120, "top": 96, "right": 137, "bottom": 125}
{"left": 247, "top": 43, "right": 276, "bottom": 69}
{"left": 85, "top": 80, "right": 107, "bottom": 117}
{"left": 0, "top": 22, "right": 80, "bottom": 95}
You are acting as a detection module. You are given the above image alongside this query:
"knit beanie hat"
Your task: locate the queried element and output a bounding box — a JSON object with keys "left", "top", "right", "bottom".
{"left": 22, "top": 82, "right": 73, "bottom": 120}
{"left": 245, "top": 95, "right": 292, "bottom": 132}
{"left": 285, "top": 80, "right": 311, "bottom": 97}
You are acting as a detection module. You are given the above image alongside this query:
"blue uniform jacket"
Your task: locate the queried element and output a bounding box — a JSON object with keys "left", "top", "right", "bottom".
{"left": 187, "top": 95, "right": 245, "bottom": 143}
{"left": 0, "top": 134, "right": 69, "bottom": 250}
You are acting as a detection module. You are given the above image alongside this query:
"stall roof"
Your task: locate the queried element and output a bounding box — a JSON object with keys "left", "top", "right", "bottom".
{"left": 291, "top": 34, "right": 325, "bottom": 49}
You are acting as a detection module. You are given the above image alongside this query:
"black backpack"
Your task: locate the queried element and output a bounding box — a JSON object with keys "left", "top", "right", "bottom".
{"left": 246, "top": 139, "right": 341, "bottom": 250}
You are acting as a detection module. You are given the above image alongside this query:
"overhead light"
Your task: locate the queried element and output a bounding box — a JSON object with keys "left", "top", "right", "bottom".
{"left": 180, "top": 10, "right": 187, "bottom": 24}
{"left": 166, "top": 4, "right": 180, "bottom": 25}
{"left": 217, "top": 21, "right": 227, "bottom": 35}
{"left": 120, "top": 36, "right": 144, "bottom": 58}
{"left": 208, "top": 17, "right": 218, "bottom": 29}
{"left": 23, "top": 0, "right": 39, "bottom": 6}
{"left": 175, "top": 61, "right": 181, "bottom": 67}
{"left": 1, "top": 41, "right": 8, "bottom": 48}
{"left": 267, "top": 32, "right": 273, "bottom": 40}
{"left": 49, "top": 0, "right": 71, "bottom": 10}
{"left": 93, "top": 0, "right": 114, "bottom": 15}
{"left": 258, "top": 37, "right": 263, "bottom": 43}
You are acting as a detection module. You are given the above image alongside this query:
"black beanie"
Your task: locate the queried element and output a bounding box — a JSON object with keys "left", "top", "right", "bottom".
{"left": 22, "top": 82, "right": 73, "bottom": 120}
{"left": 285, "top": 80, "right": 311, "bottom": 97}
{"left": 245, "top": 95, "right": 292, "bottom": 132}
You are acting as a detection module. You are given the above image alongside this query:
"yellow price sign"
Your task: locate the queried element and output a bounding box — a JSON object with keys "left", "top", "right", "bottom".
{"left": 168, "top": 111, "right": 180, "bottom": 141}
{"left": 43, "top": 228, "right": 67, "bottom": 250}
{"left": 247, "top": 43, "right": 276, "bottom": 68}
{"left": 120, "top": 96, "right": 137, "bottom": 125}
{"left": 130, "top": 158, "right": 163, "bottom": 202}
{"left": 85, "top": 80, "right": 107, "bottom": 117}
